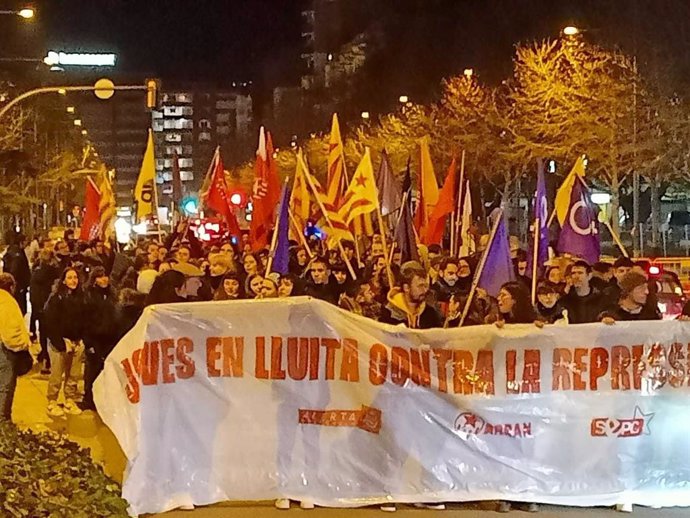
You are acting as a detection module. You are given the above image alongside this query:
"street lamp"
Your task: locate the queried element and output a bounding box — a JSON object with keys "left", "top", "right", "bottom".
{"left": 463, "top": 68, "right": 474, "bottom": 77}
{"left": 399, "top": 95, "right": 409, "bottom": 104}
{"left": 562, "top": 26, "right": 580, "bottom": 36}
{"left": 361, "top": 111, "right": 370, "bottom": 120}
{"left": 18, "top": 8, "right": 34, "bottom": 19}
{"left": 0, "top": 7, "right": 35, "bottom": 19}
{"left": 73, "top": 119, "right": 82, "bottom": 126}
{"left": 66, "top": 106, "right": 75, "bottom": 114}
{"left": 81, "top": 129, "right": 88, "bottom": 136}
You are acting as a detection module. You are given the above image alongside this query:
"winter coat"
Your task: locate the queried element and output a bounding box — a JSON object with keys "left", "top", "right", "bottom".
{"left": 0, "top": 289, "right": 30, "bottom": 352}
{"left": 42, "top": 289, "right": 87, "bottom": 352}
{"left": 116, "top": 303, "right": 145, "bottom": 342}
{"left": 83, "top": 286, "right": 120, "bottom": 358}
{"left": 3, "top": 245, "right": 30, "bottom": 290}
{"left": 29, "top": 262, "right": 59, "bottom": 312}
{"left": 379, "top": 288, "right": 443, "bottom": 329}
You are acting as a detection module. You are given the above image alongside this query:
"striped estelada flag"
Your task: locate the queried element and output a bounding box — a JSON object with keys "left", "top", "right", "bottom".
{"left": 97, "top": 166, "right": 117, "bottom": 243}
{"left": 338, "top": 148, "right": 379, "bottom": 229}
{"left": 289, "top": 149, "right": 313, "bottom": 241}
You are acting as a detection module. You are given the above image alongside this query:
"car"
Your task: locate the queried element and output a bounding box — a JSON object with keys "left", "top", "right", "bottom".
{"left": 648, "top": 266, "right": 686, "bottom": 320}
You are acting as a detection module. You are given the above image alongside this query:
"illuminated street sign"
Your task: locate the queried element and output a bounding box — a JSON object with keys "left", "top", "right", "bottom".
{"left": 43, "top": 51, "right": 117, "bottom": 67}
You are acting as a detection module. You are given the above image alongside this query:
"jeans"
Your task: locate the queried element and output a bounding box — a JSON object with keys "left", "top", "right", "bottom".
{"left": 47, "top": 342, "right": 83, "bottom": 403}
{"left": 0, "top": 347, "right": 17, "bottom": 421}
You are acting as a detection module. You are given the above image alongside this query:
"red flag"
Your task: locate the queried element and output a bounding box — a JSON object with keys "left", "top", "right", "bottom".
{"left": 249, "top": 127, "right": 281, "bottom": 250}
{"left": 205, "top": 150, "right": 242, "bottom": 239}
{"left": 79, "top": 177, "right": 101, "bottom": 241}
{"left": 421, "top": 157, "right": 457, "bottom": 245}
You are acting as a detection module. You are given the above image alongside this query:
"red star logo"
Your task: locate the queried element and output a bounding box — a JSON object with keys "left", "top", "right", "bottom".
{"left": 355, "top": 174, "right": 367, "bottom": 187}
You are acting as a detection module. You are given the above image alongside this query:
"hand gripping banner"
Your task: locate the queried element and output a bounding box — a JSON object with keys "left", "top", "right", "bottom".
{"left": 94, "top": 297, "right": 690, "bottom": 516}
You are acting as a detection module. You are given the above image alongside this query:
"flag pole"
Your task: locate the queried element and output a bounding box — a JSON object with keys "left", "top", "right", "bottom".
{"left": 266, "top": 178, "right": 289, "bottom": 273}
{"left": 453, "top": 150, "right": 466, "bottom": 256}
{"left": 302, "top": 166, "right": 358, "bottom": 280}
{"left": 531, "top": 217, "right": 540, "bottom": 305}
{"left": 287, "top": 207, "right": 313, "bottom": 258}
{"left": 151, "top": 169, "right": 163, "bottom": 244}
{"left": 457, "top": 209, "right": 503, "bottom": 327}
{"left": 604, "top": 221, "right": 629, "bottom": 258}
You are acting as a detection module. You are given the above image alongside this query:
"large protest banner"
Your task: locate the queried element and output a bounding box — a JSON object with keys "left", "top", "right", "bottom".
{"left": 94, "top": 297, "right": 690, "bottom": 516}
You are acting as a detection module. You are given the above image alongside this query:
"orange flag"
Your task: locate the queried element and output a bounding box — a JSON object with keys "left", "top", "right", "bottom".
{"left": 421, "top": 157, "right": 457, "bottom": 245}
{"left": 414, "top": 136, "right": 440, "bottom": 233}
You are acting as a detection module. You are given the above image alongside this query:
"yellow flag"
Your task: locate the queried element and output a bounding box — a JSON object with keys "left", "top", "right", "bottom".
{"left": 339, "top": 148, "right": 378, "bottom": 226}
{"left": 418, "top": 136, "right": 440, "bottom": 228}
{"left": 555, "top": 155, "right": 586, "bottom": 226}
{"left": 98, "top": 166, "right": 116, "bottom": 242}
{"left": 326, "top": 113, "right": 346, "bottom": 205}
{"left": 289, "top": 149, "right": 311, "bottom": 240}
{"left": 134, "top": 129, "right": 156, "bottom": 221}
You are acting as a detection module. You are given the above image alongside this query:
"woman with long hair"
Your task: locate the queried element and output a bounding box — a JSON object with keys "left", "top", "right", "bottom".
{"left": 214, "top": 272, "right": 244, "bottom": 301}
{"left": 492, "top": 281, "right": 538, "bottom": 325}
{"left": 246, "top": 274, "right": 265, "bottom": 299}
{"left": 145, "top": 270, "right": 187, "bottom": 306}
{"left": 42, "top": 267, "right": 87, "bottom": 417}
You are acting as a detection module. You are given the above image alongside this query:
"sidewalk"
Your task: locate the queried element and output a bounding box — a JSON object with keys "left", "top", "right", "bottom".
{"left": 12, "top": 366, "right": 127, "bottom": 484}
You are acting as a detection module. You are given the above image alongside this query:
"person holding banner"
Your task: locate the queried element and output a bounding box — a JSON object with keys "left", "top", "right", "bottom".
{"left": 560, "top": 261, "right": 605, "bottom": 324}
{"left": 600, "top": 271, "right": 661, "bottom": 323}
{"left": 379, "top": 266, "right": 442, "bottom": 329}
{"left": 490, "top": 282, "right": 541, "bottom": 328}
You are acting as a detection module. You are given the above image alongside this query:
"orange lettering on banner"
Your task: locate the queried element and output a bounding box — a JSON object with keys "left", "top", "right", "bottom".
{"left": 573, "top": 348, "right": 588, "bottom": 390}
{"left": 206, "top": 337, "right": 222, "bottom": 377}
{"left": 322, "top": 338, "right": 340, "bottom": 380}
{"left": 669, "top": 343, "right": 686, "bottom": 388}
{"left": 410, "top": 348, "right": 431, "bottom": 387}
{"left": 391, "top": 347, "right": 410, "bottom": 386}
{"left": 160, "top": 339, "right": 176, "bottom": 384}
{"left": 176, "top": 337, "right": 195, "bottom": 379}
{"left": 552, "top": 348, "right": 572, "bottom": 390}
{"left": 271, "top": 337, "right": 286, "bottom": 380}
{"left": 506, "top": 350, "right": 517, "bottom": 394}
{"left": 476, "top": 350, "right": 495, "bottom": 395}
{"left": 433, "top": 348, "right": 452, "bottom": 393}
{"left": 287, "top": 337, "right": 309, "bottom": 380}
{"left": 121, "top": 358, "right": 140, "bottom": 404}
{"left": 309, "top": 337, "right": 320, "bottom": 380}
{"left": 521, "top": 349, "right": 540, "bottom": 394}
{"left": 611, "top": 345, "right": 631, "bottom": 390}
{"left": 142, "top": 341, "right": 160, "bottom": 386}
{"left": 222, "top": 337, "right": 244, "bottom": 377}
{"left": 340, "top": 338, "right": 360, "bottom": 382}
{"left": 255, "top": 337, "right": 269, "bottom": 379}
{"left": 452, "top": 350, "right": 474, "bottom": 394}
{"left": 632, "top": 345, "right": 643, "bottom": 390}
{"left": 369, "top": 343, "right": 387, "bottom": 385}
{"left": 590, "top": 347, "right": 609, "bottom": 390}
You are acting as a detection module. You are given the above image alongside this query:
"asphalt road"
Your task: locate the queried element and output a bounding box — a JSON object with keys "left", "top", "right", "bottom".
{"left": 150, "top": 502, "right": 688, "bottom": 517}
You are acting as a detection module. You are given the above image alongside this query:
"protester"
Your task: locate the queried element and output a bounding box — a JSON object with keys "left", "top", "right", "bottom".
{"left": 115, "top": 288, "right": 146, "bottom": 340}
{"left": 29, "top": 249, "right": 60, "bottom": 374}
{"left": 81, "top": 267, "right": 119, "bottom": 411}
{"left": 490, "top": 281, "right": 540, "bottom": 326}
{"left": 0, "top": 273, "right": 31, "bottom": 422}
{"left": 247, "top": 274, "right": 265, "bottom": 299}
{"left": 559, "top": 261, "right": 604, "bottom": 324}
{"left": 379, "top": 266, "right": 442, "bottom": 329}
{"left": 590, "top": 261, "right": 613, "bottom": 292}
{"left": 260, "top": 277, "right": 279, "bottom": 299}
{"left": 600, "top": 271, "right": 662, "bottom": 322}
{"left": 3, "top": 231, "right": 31, "bottom": 315}
{"left": 278, "top": 273, "right": 301, "bottom": 298}
{"left": 145, "top": 270, "right": 187, "bottom": 306}
{"left": 304, "top": 257, "right": 338, "bottom": 304}
{"left": 214, "top": 272, "right": 244, "bottom": 301}
{"left": 42, "top": 267, "right": 87, "bottom": 417}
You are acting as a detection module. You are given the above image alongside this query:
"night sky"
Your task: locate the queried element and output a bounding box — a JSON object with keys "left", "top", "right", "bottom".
{"left": 13, "top": 1, "right": 690, "bottom": 109}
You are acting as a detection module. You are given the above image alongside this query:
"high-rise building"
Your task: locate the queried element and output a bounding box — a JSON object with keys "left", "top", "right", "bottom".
{"left": 152, "top": 84, "right": 253, "bottom": 207}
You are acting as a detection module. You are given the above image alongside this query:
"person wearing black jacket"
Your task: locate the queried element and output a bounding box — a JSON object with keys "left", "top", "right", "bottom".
{"left": 303, "top": 257, "right": 338, "bottom": 305}
{"left": 42, "top": 267, "right": 87, "bottom": 417}
{"left": 535, "top": 282, "right": 565, "bottom": 324}
{"left": 3, "top": 231, "right": 30, "bottom": 315}
{"left": 560, "top": 261, "right": 605, "bottom": 324}
{"left": 115, "top": 288, "right": 146, "bottom": 341}
{"left": 30, "top": 250, "right": 60, "bottom": 373}
{"left": 600, "top": 271, "right": 662, "bottom": 322}
{"left": 80, "top": 267, "right": 119, "bottom": 411}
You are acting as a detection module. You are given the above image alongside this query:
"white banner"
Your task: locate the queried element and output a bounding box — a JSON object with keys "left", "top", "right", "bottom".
{"left": 94, "top": 297, "right": 690, "bottom": 516}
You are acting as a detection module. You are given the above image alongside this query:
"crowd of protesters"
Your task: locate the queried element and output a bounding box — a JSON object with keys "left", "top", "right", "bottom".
{"left": 0, "top": 222, "right": 681, "bottom": 513}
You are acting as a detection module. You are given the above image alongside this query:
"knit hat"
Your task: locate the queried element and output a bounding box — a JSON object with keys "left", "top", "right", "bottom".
{"left": 619, "top": 271, "right": 647, "bottom": 296}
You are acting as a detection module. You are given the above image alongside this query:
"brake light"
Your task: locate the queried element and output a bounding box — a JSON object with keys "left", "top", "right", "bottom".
{"left": 649, "top": 265, "right": 661, "bottom": 276}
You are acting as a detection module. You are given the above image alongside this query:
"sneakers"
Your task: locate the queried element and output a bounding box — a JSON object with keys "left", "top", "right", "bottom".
{"left": 616, "top": 503, "right": 633, "bottom": 513}
{"left": 63, "top": 400, "right": 82, "bottom": 415}
{"left": 526, "top": 502, "right": 539, "bottom": 513}
{"left": 299, "top": 500, "right": 315, "bottom": 510}
{"left": 275, "top": 499, "right": 290, "bottom": 510}
{"left": 497, "top": 501, "right": 512, "bottom": 513}
{"left": 413, "top": 503, "right": 446, "bottom": 510}
{"left": 47, "top": 402, "right": 64, "bottom": 418}
{"left": 380, "top": 504, "right": 397, "bottom": 512}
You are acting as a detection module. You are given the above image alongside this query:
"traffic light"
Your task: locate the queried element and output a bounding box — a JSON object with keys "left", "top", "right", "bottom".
{"left": 145, "top": 78, "right": 160, "bottom": 110}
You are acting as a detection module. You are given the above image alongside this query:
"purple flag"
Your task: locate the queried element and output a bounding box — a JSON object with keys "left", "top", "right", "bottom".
{"left": 528, "top": 159, "right": 549, "bottom": 272}
{"left": 478, "top": 212, "right": 515, "bottom": 298}
{"left": 556, "top": 176, "right": 600, "bottom": 265}
{"left": 270, "top": 183, "right": 291, "bottom": 275}
{"left": 376, "top": 150, "right": 402, "bottom": 217}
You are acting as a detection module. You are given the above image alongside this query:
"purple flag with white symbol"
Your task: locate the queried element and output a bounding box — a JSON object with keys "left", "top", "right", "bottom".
{"left": 557, "top": 176, "right": 600, "bottom": 264}
{"left": 478, "top": 212, "right": 515, "bottom": 298}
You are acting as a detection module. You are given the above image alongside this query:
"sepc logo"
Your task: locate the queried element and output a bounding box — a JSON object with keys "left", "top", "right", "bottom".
{"left": 590, "top": 406, "right": 654, "bottom": 438}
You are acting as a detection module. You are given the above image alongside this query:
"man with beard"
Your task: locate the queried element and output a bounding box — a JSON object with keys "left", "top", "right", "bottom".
{"left": 380, "top": 266, "right": 442, "bottom": 329}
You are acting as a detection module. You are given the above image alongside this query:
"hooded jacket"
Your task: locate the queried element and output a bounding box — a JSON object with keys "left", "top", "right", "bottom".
{"left": 379, "top": 288, "right": 443, "bottom": 329}
{"left": 0, "top": 289, "right": 30, "bottom": 352}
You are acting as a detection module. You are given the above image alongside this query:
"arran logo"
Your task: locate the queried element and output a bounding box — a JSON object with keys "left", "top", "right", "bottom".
{"left": 590, "top": 407, "right": 654, "bottom": 438}
{"left": 454, "top": 412, "right": 532, "bottom": 438}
